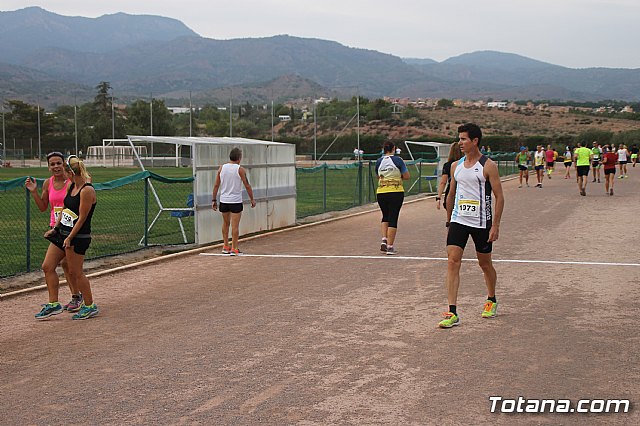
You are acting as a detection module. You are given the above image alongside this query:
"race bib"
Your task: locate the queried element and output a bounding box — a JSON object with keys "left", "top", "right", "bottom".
{"left": 53, "top": 206, "right": 63, "bottom": 222}
{"left": 60, "top": 208, "right": 78, "bottom": 228}
{"left": 458, "top": 199, "right": 480, "bottom": 218}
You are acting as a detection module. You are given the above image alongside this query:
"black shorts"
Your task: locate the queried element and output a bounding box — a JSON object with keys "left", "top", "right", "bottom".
{"left": 45, "top": 229, "right": 92, "bottom": 255}
{"left": 577, "top": 165, "right": 590, "bottom": 176}
{"left": 604, "top": 168, "right": 616, "bottom": 175}
{"left": 564, "top": 161, "right": 572, "bottom": 167}
{"left": 518, "top": 165, "right": 528, "bottom": 171}
{"left": 446, "top": 222, "right": 492, "bottom": 254}
{"left": 619, "top": 160, "right": 627, "bottom": 165}
{"left": 592, "top": 161, "right": 600, "bottom": 168}
{"left": 219, "top": 202, "right": 243, "bottom": 213}
{"left": 535, "top": 165, "right": 544, "bottom": 171}
{"left": 547, "top": 161, "right": 555, "bottom": 167}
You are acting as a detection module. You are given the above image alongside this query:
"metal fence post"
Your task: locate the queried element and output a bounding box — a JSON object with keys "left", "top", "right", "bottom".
{"left": 418, "top": 161, "right": 422, "bottom": 193}
{"left": 323, "top": 164, "right": 327, "bottom": 212}
{"left": 144, "top": 177, "right": 149, "bottom": 247}
{"left": 25, "top": 186, "right": 31, "bottom": 271}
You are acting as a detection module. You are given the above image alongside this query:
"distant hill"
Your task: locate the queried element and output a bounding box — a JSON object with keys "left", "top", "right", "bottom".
{"left": 0, "top": 6, "right": 198, "bottom": 64}
{"left": 406, "top": 51, "right": 640, "bottom": 101}
{"left": 19, "top": 35, "right": 426, "bottom": 98}
{"left": 0, "top": 62, "right": 93, "bottom": 107}
{"left": 163, "top": 74, "right": 334, "bottom": 105}
{"left": 1, "top": 8, "right": 639, "bottom": 104}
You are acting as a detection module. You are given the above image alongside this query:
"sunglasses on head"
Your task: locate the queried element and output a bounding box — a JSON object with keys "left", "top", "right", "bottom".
{"left": 46, "top": 151, "right": 64, "bottom": 161}
{"left": 66, "top": 155, "right": 79, "bottom": 172}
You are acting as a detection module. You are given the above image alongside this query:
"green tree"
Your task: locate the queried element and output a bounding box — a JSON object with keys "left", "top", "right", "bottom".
{"left": 437, "top": 98, "right": 454, "bottom": 108}
{"left": 125, "top": 99, "right": 175, "bottom": 136}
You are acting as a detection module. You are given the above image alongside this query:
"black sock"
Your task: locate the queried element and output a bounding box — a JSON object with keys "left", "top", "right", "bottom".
{"left": 488, "top": 296, "right": 497, "bottom": 303}
{"left": 449, "top": 305, "right": 457, "bottom": 315}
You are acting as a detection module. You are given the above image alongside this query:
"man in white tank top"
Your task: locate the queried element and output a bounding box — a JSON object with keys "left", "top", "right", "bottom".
{"left": 212, "top": 147, "right": 256, "bottom": 255}
{"left": 439, "top": 123, "right": 505, "bottom": 328}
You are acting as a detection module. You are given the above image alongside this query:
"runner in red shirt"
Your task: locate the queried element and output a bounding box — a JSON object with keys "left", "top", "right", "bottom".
{"left": 602, "top": 146, "right": 618, "bottom": 196}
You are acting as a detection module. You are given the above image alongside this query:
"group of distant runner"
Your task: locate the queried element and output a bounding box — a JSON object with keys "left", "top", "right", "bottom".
{"left": 514, "top": 141, "right": 636, "bottom": 196}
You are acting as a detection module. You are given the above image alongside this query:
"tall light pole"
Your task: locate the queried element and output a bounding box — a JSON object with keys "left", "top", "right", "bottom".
{"left": 271, "top": 99, "right": 274, "bottom": 142}
{"left": 37, "top": 102, "right": 41, "bottom": 166}
{"left": 229, "top": 88, "right": 233, "bottom": 138}
{"left": 150, "top": 92, "right": 154, "bottom": 167}
{"left": 111, "top": 93, "right": 115, "bottom": 141}
{"left": 74, "top": 96, "right": 78, "bottom": 156}
{"left": 189, "top": 90, "right": 193, "bottom": 137}
{"left": 356, "top": 88, "right": 360, "bottom": 159}
{"left": 313, "top": 97, "right": 317, "bottom": 164}
{"left": 1, "top": 100, "right": 6, "bottom": 162}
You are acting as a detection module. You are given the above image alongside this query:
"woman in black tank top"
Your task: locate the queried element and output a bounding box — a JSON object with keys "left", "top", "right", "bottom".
{"left": 38, "top": 155, "right": 99, "bottom": 321}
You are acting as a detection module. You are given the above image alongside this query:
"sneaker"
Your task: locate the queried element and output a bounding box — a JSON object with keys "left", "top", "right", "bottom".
{"left": 618, "top": 175, "right": 624, "bottom": 179}
{"left": 597, "top": 179, "right": 601, "bottom": 183}
{"left": 518, "top": 184, "right": 522, "bottom": 188}
{"left": 72, "top": 303, "right": 99, "bottom": 320}
{"left": 64, "top": 295, "right": 83, "bottom": 312}
{"left": 380, "top": 240, "right": 388, "bottom": 252}
{"left": 438, "top": 312, "right": 460, "bottom": 328}
{"left": 482, "top": 300, "right": 498, "bottom": 318}
{"left": 526, "top": 183, "right": 530, "bottom": 187}
{"left": 580, "top": 189, "right": 586, "bottom": 196}
{"left": 230, "top": 248, "right": 243, "bottom": 256}
{"left": 610, "top": 188, "right": 614, "bottom": 196}
{"left": 592, "top": 179, "right": 596, "bottom": 183}
{"left": 386, "top": 246, "right": 397, "bottom": 255}
{"left": 35, "top": 302, "right": 63, "bottom": 320}
{"left": 222, "top": 245, "right": 231, "bottom": 254}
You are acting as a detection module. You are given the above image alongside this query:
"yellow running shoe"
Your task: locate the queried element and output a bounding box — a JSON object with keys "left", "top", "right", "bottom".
{"left": 482, "top": 300, "right": 498, "bottom": 318}
{"left": 438, "top": 312, "right": 460, "bottom": 328}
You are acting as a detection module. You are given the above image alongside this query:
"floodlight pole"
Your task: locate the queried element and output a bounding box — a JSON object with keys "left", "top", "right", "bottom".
{"left": 189, "top": 91, "right": 193, "bottom": 137}
{"left": 313, "top": 98, "right": 317, "bottom": 164}
{"left": 229, "top": 88, "right": 233, "bottom": 137}
{"left": 74, "top": 96, "right": 78, "bottom": 156}
{"left": 2, "top": 101, "right": 6, "bottom": 162}
{"left": 271, "top": 99, "right": 274, "bottom": 142}
{"left": 37, "top": 103, "right": 41, "bottom": 166}
{"left": 150, "top": 92, "right": 154, "bottom": 167}
{"left": 356, "top": 88, "right": 360, "bottom": 160}
{"left": 111, "top": 93, "right": 115, "bottom": 141}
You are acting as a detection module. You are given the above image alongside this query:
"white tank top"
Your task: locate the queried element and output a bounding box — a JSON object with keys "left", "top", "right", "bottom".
{"left": 617, "top": 149, "right": 628, "bottom": 162}
{"left": 451, "top": 155, "right": 492, "bottom": 229}
{"left": 218, "top": 163, "right": 243, "bottom": 203}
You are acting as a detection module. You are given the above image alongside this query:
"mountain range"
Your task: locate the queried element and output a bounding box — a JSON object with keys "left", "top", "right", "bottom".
{"left": 1, "top": 6, "right": 639, "bottom": 107}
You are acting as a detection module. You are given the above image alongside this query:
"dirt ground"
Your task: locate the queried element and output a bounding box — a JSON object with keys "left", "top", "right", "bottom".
{"left": 1, "top": 165, "right": 639, "bottom": 425}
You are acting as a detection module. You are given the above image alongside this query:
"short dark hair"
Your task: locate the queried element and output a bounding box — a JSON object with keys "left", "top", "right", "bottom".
{"left": 457, "top": 123, "right": 482, "bottom": 145}
{"left": 382, "top": 141, "right": 395, "bottom": 153}
{"left": 229, "top": 147, "right": 242, "bottom": 161}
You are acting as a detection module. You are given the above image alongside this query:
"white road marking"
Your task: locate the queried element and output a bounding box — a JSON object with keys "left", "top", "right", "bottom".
{"left": 200, "top": 253, "right": 640, "bottom": 267}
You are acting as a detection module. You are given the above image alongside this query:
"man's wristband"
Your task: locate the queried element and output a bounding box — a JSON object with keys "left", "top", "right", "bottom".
{"left": 212, "top": 199, "right": 216, "bottom": 202}
{"left": 435, "top": 197, "right": 441, "bottom": 201}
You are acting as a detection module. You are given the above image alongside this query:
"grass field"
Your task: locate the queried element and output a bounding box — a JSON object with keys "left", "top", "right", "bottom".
{"left": 1, "top": 161, "right": 516, "bottom": 277}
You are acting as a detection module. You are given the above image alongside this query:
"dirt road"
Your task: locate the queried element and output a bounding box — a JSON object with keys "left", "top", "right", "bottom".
{"left": 1, "top": 167, "right": 638, "bottom": 425}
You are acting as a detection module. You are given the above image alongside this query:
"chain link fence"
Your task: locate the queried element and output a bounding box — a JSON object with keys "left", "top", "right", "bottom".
{"left": 0, "top": 172, "right": 194, "bottom": 278}
{"left": 1, "top": 153, "right": 517, "bottom": 278}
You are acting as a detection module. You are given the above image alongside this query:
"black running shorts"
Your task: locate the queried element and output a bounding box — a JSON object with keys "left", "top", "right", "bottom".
{"left": 219, "top": 202, "right": 243, "bottom": 213}
{"left": 446, "top": 222, "right": 492, "bottom": 254}
{"left": 577, "top": 165, "right": 590, "bottom": 176}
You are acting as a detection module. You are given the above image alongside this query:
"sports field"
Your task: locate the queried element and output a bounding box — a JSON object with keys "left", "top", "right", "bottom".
{"left": 1, "top": 168, "right": 638, "bottom": 424}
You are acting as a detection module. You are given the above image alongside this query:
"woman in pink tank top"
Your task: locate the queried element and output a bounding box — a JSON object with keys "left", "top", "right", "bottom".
{"left": 25, "top": 152, "right": 83, "bottom": 311}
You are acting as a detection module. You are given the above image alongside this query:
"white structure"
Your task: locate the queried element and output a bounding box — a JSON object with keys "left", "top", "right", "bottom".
{"left": 86, "top": 142, "right": 148, "bottom": 167}
{"left": 126, "top": 136, "right": 296, "bottom": 245}
{"left": 279, "top": 115, "right": 291, "bottom": 121}
{"left": 487, "top": 101, "right": 507, "bottom": 108}
{"left": 404, "top": 141, "right": 452, "bottom": 174}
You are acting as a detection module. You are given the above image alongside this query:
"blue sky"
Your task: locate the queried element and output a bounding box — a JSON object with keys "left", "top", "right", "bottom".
{"left": 4, "top": 0, "right": 640, "bottom": 68}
